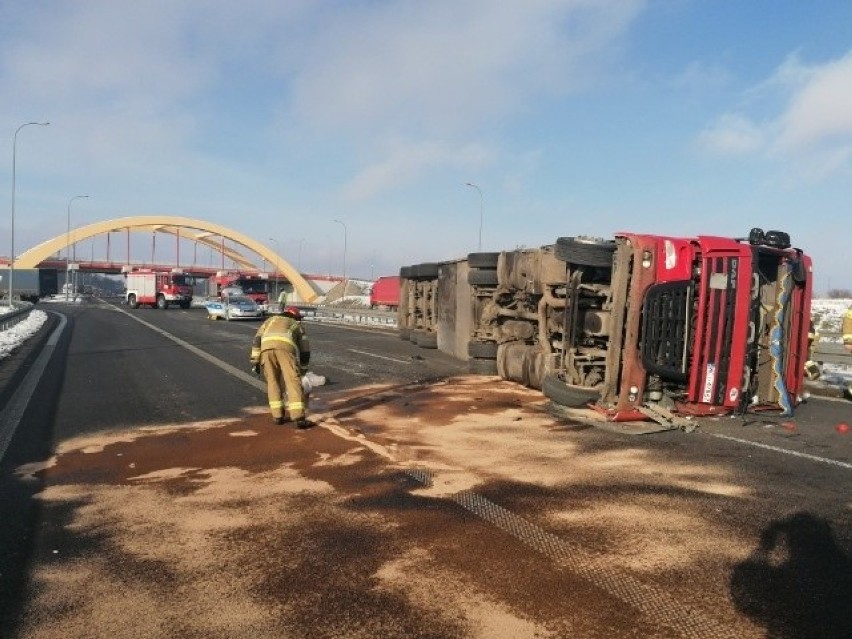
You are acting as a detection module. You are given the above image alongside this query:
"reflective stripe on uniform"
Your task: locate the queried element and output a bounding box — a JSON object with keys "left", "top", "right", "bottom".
{"left": 269, "top": 400, "right": 284, "bottom": 409}
{"left": 260, "top": 335, "right": 297, "bottom": 348}
{"left": 287, "top": 401, "right": 304, "bottom": 411}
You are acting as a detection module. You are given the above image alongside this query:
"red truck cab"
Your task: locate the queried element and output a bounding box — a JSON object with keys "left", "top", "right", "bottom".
{"left": 210, "top": 271, "right": 270, "bottom": 312}
{"left": 370, "top": 276, "right": 401, "bottom": 310}
{"left": 550, "top": 229, "right": 812, "bottom": 420}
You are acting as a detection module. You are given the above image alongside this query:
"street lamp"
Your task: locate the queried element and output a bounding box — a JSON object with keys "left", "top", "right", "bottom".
{"left": 66, "top": 195, "right": 89, "bottom": 301}
{"left": 332, "top": 219, "right": 348, "bottom": 295}
{"left": 464, "top": 182, "right": 483, "bottom": 251}
{"left": 8, "top": 121, "right": 49, "bottom": 307}
{"left": 298, "top": 237, "right": 304, "bottom": 273}
{"left": 268, "top": 237, "right": 281, "bottom": 302}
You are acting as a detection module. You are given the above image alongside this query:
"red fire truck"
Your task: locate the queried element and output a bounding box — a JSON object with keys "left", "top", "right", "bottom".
{"left": 208, "top": 271, "right": 271, "bottom": 311}
{"left": 124, "top": 268, "right": 194, "bottom": 309}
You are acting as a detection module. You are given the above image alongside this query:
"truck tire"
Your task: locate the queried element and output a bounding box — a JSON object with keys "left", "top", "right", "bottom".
{"left": 554, "top": 237, "right": 616, "bottom": 268}
{"left": 412, "top": 263, "right": 440, "bottom": 279}
{"left": 128, "top": 294, "right": 138, "bottom": 309}
{"left": 468, "top": 340, "right": 498, "bottom": 359}
{"left": 469, "top": 358, "right": 499, "bottom": 375}
{"left": 467, "top": 252, "right": 499, "bottom": 269}
{"left": 157, "top": 295, "right": 168, "bottom": 309}
{"left": 180, "top": 301, "right": 190, "bottom": 309}
{"left": 415, "top": 330, "right": 438, "bottom": 349}
{"left": 468, "top": 269, "right": 499, "bottom": 287}
{"left": 541, "top": 374, "right": 600, "bottom": 408}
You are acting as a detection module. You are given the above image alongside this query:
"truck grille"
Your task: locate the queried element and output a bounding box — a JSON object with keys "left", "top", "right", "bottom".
{"left": 693, "top": 256, "right": 739, "bottom": 405}
{"left": 640, "top": 282, "right": 692, "bottom": 383}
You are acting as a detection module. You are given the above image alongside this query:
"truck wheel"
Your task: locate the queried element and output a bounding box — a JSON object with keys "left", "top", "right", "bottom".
{"left": 467, "top": 252, "right": 499, "bottom": 269}
{"left": 412, "top": 263, "right": 440, "bottom": 279}
{"left": 128, "top": 294, "right": 138, "bottom": 309}
{"left": 416, "top": 330, "right": 438, "bottom": 349}
{"left": 468, "top": 340, "right": 498, "bottom": 359}
{"left": 469, "top": 358, "right": 499, "bottom": 375}
{"left": 541, "top": 374, "right": 600, "bottom": 408}
{"left": 157, "top": 295, "right": 167, "bottom": 309}
{"left": 468, "top": 269, "right": 499, "bottom": 287}
{"left": 554, "top": 237, "right": 616, "bottom": 268}
{"left": 180, "top": 301, "right": 190, "bottom": 309}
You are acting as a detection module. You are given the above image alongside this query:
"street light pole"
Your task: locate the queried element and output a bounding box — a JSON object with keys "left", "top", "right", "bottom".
{"left": 66, "top": 195, "right": 89, "bottom": 301}
{"left": 268, "top": 237, "right": 281, "bottom": 302}
{"left": 332, "top": 220, "right": 347, "bottom": 295}
{"left": 464, "top": 182, "right": 483, "bottom": 251}
{"left": 8, "top": 121, "right": 49, "bottom": 307}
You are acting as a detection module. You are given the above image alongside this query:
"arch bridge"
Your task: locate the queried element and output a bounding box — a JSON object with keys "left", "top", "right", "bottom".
{"left": 14, "top": 216, "right": 318, "bottom": 303}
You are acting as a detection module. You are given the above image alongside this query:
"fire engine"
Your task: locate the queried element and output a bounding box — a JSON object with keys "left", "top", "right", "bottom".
{"left": 208, "top": 271, "right": 270, "bottom": 311}
{"left": 399, "top": 227, "right": 813, "bottom": 423}
{"left": 124, "top": 268, "right": 194, "bottom": 309}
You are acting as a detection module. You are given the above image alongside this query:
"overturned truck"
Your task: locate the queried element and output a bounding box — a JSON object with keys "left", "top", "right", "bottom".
{"left": 399, "top": 229, "right": 812, "bottom": 422}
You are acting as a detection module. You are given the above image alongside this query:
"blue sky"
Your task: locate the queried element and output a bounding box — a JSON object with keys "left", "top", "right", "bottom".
{"left": 1, "top": 1, "right": 851, "bottom": 291}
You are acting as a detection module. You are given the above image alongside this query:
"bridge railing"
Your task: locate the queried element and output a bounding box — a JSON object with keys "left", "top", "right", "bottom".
{"left": 295, "top": 304, "right": 397, "bottom": 328}
{"left": 812, "top": 332, "right": 852, "bottom": 366}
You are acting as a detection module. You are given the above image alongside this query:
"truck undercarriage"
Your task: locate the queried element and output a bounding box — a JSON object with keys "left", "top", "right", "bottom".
{"left": 399, "top": 229, "right": 812, "bottom": 424}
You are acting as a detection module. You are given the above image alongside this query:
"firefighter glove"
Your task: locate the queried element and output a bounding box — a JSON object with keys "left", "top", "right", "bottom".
{"left": 251, "top": 363, "right": 260, "bottom": 376}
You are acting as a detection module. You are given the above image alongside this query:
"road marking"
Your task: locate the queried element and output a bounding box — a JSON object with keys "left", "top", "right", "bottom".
{"left": 108, "top": 303, "right": 266, "bottom": 393}
{"left": 707, "top": 432, "right": 852, "bottom": 470}
{"left": 348, "top": 348, "right": 411, "bottom": 364}
{"left": 0, "top": 312, "right": 67, "bottom": 463}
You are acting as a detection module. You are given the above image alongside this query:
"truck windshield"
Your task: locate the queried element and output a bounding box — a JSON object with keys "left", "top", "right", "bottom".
{"left": 172, "top": 275, "right": 190, "bottom": 286}
{"left": 238, "top": 279, "right": 268, "bottom": 294}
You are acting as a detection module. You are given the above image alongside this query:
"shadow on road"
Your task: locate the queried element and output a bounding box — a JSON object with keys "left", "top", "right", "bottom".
{"left": 730, "top": 512, "right": 852, "bottom": 639}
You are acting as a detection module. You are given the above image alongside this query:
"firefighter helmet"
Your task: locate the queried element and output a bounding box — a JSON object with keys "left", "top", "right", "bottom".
{"left": 283, "top": 306, "right": 302, "bottom": 320}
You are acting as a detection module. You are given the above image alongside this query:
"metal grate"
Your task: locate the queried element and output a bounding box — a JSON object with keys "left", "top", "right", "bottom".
{"left": 640, "top": 281, "right": 692, "bottom": 382}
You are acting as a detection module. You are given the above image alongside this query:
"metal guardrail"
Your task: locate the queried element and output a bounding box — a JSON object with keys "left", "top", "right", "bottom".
{"left": 0, "top": 303, "right": 33, "bottom": 332}
{"left": 813, "top": 332, "right": 851, "bottom": 366}
{"left": 295, "top": 304, "right": 397, "bottom": 327}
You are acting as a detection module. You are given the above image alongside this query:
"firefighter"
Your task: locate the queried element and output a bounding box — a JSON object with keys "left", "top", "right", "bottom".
{"left": 250, "top": 305, "right": 311, "bottom": 427}
{"left": 843, "top": 305, "right": 852, "bottom": 354}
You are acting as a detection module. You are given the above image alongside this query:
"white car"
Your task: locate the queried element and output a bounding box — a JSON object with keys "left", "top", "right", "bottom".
{"left": 206, "top": 296, "right": 263, "bottom": 321}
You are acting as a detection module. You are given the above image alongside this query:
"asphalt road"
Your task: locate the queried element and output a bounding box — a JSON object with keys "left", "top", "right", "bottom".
{"left": 0, "top": 298, "right": 850, "bottom": 638}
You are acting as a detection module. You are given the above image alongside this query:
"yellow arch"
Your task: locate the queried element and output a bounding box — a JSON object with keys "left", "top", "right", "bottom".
{"left": 16, "top": 215, "right": 319, "bottom": 303}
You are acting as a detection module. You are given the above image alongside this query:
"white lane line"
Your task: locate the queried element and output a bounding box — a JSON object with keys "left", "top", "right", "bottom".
{"left": 708, "top": 432, "right": 852, "bottom": 470}
{"left": 109, "top": 303, "right": 266, "bottom": 393}
{"left": 0, "top": 312, "right": 67, "bottom": 463}
{"left": 348, "top": 348, "right": 411, "bottom": 364}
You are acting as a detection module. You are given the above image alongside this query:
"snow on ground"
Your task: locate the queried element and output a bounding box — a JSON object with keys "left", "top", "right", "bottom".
{"left": 809, "top": 299, "right": 852, "bottom": 391}
{"left": 812, "top": 298, "right": 851, "bottom": 333}
{"left": 0, "top": 309, "right": 48, "bottom": 360}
